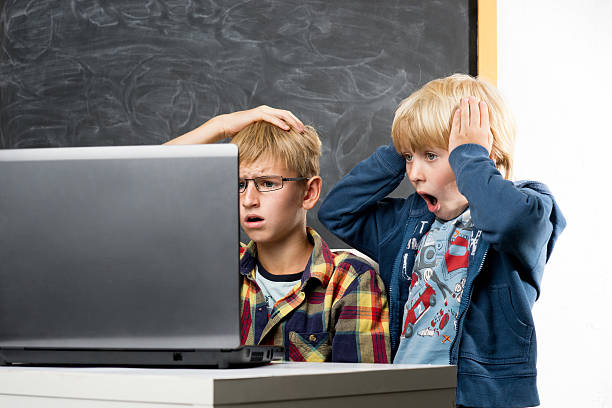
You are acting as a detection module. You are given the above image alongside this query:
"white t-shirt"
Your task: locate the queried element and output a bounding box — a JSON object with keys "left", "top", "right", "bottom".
{"left": 254, "top": 261, "right": 303, "bottom": 314}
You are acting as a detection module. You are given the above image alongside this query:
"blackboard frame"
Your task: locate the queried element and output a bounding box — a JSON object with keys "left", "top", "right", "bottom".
{"left": 477, "top": 0, "right": 497, "bottom": 85}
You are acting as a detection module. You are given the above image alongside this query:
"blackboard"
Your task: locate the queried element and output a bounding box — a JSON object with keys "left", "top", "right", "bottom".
{"left": 0, "top": 0, "right": 476, "bottom": 249}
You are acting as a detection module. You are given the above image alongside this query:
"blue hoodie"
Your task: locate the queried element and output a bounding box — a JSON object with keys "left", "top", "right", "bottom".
{"left": 319, "top": 143, "right": 566, "bottom": 408}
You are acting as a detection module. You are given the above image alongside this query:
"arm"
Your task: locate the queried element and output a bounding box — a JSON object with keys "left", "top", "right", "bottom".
{"left": 449, "top": 98, "right": 555, "bottom": 272}
{"left": 164, "top": 105, "right": 304, "bottom": 145}
{"left": 318, "top": 145, "right": 409, "bottom": 260}
{"left": 451, "top": 144, "right": 554, "bottom": 271}
{"left": 331, "top": 265, "right": 391, "bottom": 363}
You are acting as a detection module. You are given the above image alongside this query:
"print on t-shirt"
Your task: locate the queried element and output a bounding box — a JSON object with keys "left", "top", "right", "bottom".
{"left": 394, "top": 210, "right": 473, "bottom": 365}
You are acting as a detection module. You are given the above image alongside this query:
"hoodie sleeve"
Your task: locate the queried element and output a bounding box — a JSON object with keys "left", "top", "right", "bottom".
{"left": 449, "top": 143, "right": 563, "bottom": 274}
{"left": 318, "top": 145, "right": 408, "bottom": 261}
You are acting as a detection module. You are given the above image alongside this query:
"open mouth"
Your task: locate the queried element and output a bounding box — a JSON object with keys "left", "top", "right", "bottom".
{"left": 244, "top": 215, "right": 265, "bottom": 226}
{"left": 423, "top": 193, "right": 437, "bottom": 206}
{"left": 419, "top": 192, "right": 439, "bottom": 213}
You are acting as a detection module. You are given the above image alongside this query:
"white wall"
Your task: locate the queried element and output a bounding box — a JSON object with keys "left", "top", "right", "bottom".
{"left": 498, "top": 1, "right": 612, "bottom": 406}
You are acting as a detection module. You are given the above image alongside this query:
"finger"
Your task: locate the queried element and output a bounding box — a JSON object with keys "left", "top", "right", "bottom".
{"left": 469, "top": 96, "right": 479, "bottom": 129}
{"left": 278, "top": 109, "right": 304, "bottom": 132}
{"left": 286, "top": 111, "right": 305, "bottom": 132}
{"left": 448, "top": 108, "right": 461, "bottom": 150}
{"left": 479, "top": 100, "right": 490, "bottom": 130}
{"left": 449, "top": 108, "right": 460, "bottom": 137}
{"left": 261, "top": 106, "right": 304, "bottom": 132}
{"left": 479, "top": 101, "right": 494, "bottom": 152}
{"left": 460, "top": 98, "right": 469, "bottom": 134}
{"left": 262, "top": 113, "right": 290, "bottom": 130}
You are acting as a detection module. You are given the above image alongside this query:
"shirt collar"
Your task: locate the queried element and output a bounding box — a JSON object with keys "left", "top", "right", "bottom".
{"left": 434, "top": 207, "right": 472, "bottom": 228}
{"left": 239, "top": 227, "right": 335, "bottom": 287}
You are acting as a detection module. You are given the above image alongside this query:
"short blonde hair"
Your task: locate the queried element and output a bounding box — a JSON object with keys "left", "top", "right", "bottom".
{"left": 391, "top": 74, "right": 516, "bottom": 179}
{"left": 231, "top": 121, "right": 321, "bottom": 178}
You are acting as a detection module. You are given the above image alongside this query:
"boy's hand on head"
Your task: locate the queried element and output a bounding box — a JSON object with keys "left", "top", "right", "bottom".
{"left": 448, "top": 96, "right": 493, "bottom": 155}
{"left": 217, "top": 105, "right": 305, "bottom": 138}
{"left": 164, "top": 105, "right": 304, "bottom": 146}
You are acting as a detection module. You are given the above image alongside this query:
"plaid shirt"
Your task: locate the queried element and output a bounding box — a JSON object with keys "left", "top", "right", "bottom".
{"left": 239, "top": 228, "right": 390, "bottom": 363}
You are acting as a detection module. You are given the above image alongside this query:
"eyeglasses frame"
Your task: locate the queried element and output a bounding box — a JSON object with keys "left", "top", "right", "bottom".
{"left": 238, "top": 175, "right": 310, "bottom": 193}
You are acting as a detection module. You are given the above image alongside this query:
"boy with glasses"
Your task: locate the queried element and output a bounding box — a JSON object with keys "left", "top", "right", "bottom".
{"left": 165, "top": 106, "right": 390, "bottom": 363}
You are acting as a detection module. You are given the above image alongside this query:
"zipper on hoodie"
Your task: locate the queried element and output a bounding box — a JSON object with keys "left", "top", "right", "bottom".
{"left": 449, "top": 247, "right": 488, "bottom": 364}
{"left": 389, "top": 224, "right": 414, "bottom": 353}
{"left": 391, "top": 216, "right": 433, "bottom": 355}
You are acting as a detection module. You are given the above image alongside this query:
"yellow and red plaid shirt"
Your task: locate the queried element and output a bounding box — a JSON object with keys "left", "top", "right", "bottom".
{"left": 239, "top": 228, "right": 390, "bottom": 363}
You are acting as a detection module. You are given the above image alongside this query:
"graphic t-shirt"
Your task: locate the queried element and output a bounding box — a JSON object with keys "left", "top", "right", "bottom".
{"left": 254, "top": 261, "right": 303, "bottom": 314}
{"left": 393, "top": 209, "right": 473, "bottom": 365}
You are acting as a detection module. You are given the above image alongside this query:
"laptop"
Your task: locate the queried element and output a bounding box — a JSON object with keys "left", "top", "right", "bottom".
{"left": 0, "top": 144, "right": 282, "bottom": 368}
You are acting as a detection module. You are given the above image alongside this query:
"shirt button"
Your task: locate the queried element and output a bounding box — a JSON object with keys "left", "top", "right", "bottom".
{"left": 257, "top": 307, "right": 264, "bottom": 312}
{"left": 309, "top": 334, "right": 317, "bottom": 342}
{"left": 436, "top": 242, "right": 443, "bottom": 250}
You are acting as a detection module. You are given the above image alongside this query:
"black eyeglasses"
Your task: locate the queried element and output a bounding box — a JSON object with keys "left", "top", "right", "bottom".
{"left": 238, "top": 175, "right": 309, "bottom": 193}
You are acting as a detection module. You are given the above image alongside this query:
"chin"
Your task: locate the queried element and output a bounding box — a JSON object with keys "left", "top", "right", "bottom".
{"left": 248, "top": 230, "right": 282, "bottom": 245}
{"left": 244, "top": 230, "right": 267, "bottom": 243}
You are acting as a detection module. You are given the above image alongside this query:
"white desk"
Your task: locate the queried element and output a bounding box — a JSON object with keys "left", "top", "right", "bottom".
{"left": 0, "top": 362, "right": 456, "bottom": 407}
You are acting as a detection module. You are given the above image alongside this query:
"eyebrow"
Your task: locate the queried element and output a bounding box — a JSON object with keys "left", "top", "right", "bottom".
{"left": 239, "top": 174, "right": 280, "bottom": 178}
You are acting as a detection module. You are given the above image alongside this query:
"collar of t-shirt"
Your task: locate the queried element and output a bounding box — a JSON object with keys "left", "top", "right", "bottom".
{"left": 255, "top": 260, "right": 303, "bottom": 314}
{"left": 434, "top": 208, "right": 472, "bottom": 229}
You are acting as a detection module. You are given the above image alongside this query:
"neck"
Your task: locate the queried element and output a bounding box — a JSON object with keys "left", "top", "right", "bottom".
{"left": 256, "top": 228, "right": 313, "bottom": 276}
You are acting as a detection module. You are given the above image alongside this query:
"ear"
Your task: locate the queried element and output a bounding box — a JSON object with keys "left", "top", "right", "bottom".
{"left": 489, "top": 148, "right": 498, "bottom": 162}
{"left": 302, "top": 176, "right": 322, "bottom": 210}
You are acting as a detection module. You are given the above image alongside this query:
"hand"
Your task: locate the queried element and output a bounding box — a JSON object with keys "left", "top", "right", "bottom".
{"left": 216, "top": 105, "right": 305, "bottom": 138}
{"left": 448, "top": 96, "right": 493, "bottom": 155}
{"left": 164, "top": 105, "right": 304, "bottom": 145}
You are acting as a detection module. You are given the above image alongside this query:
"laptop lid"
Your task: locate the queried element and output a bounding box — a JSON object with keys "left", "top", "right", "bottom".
{"left": 0, "top": 144, "right": 240, "bottom": 351}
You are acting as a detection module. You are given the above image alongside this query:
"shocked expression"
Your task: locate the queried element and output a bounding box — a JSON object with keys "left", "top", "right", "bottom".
{"left": 239, "top": 157, "right": 308, "bottom": 245}
{"left": 402, "top": 146, "right": 468, "bottom": 221}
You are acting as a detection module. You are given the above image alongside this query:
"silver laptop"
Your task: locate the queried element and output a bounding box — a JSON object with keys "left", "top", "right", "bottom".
{"left": 0, "top": 144, "right": 281, "bottom": 367}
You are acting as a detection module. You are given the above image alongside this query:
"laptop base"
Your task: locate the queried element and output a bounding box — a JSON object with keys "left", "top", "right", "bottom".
{"left": 0, "top": 346, "right": 283, "bottom": 369}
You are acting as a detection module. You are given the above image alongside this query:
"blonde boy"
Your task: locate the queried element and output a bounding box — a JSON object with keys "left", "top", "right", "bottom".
{"left": 166, "top": 106, "right": 390, "bottom": 363}
{"left": 319, "top": 75, "right": 566, "bottom": 407}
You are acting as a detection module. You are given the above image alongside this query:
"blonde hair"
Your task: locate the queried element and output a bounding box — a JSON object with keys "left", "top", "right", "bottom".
{"left": 391, "top": 74, "right": 516, "bottom": 180}
{"left": 230, "top": 121, "right": 321, "bottom": 178}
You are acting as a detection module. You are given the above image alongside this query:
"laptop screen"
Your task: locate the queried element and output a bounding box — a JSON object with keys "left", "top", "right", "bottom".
{"left": 0, "top": 145, "right": 240, "bottom": 350}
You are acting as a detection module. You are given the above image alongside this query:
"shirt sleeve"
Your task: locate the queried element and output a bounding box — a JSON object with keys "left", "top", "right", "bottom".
{"left": 330, "top": 263, "right": 391, "bottom": 363}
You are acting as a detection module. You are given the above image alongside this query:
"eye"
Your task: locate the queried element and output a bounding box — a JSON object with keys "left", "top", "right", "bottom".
{"left": 238, "top": 179, "right": 247, "bottom": 190}
{"left": 403, "top": 153, "right": 413, "bottom": 162}
{"left": 425, "top": 152, "right": 438, "bottom": 161}
{"left": 256, "top": 176, "right": 282, "bottom": 190}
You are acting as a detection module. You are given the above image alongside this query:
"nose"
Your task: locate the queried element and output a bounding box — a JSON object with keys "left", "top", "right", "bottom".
{"left": 241, "top": 180, "right": 260, "bottom": 208}
{"left": 408, "top": 159, "right": 425, "bottom": 184}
